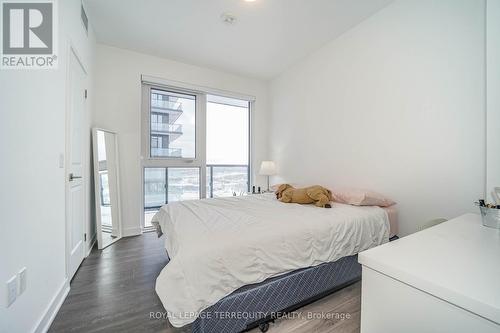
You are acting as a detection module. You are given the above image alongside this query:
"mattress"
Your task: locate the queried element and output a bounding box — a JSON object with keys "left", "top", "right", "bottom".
{"left": 152, "top": 193, "right": 390, "bottom": 327}
{"left": 383, "top": 205, "right": 398, "bottom": 237}
{"left": 152, "top": 202, "right": 399, "bottom": 241}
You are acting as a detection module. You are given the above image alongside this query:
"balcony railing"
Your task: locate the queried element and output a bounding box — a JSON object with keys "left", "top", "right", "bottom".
{"left": 151, "top": 147, "right": 182, "bottom": 158}
{"left": 207, "top": 165, "right": 249, "bottom": 198}
{"left": 151, "top": 100, "right": 184, "bottom": 124}
{"left": 143, "top": 165, "right": 249, "bottom": 209}
{"left": 151, "top": 100, "right": 183, "bottom": 111}
{"left": 151, "top": 123, "right": 183, "bottom": 133}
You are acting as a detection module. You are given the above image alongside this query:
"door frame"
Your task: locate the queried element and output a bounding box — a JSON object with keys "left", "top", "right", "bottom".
{"left": 65, "top": 43, "right": 89, "bottom": 280}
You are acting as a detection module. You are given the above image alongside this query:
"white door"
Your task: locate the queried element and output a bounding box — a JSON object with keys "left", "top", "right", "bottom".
{"left": 66, "top": 49, "right": 87, "bottom": 280}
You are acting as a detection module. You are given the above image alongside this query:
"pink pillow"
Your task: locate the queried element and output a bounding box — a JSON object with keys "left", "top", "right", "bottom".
{"left": 332, "top": 188, "right": 395, "bottom": 207}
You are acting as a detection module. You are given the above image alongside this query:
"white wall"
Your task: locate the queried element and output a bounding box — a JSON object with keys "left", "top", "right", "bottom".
{"left": 0, "top": 1, "right": 96, "bottom": 332}
{"left": 486, "top": 0, "right": 500, "bottom": 199}
{"left": 93, "top": 45, "right": 269, "bottom": 235}
{"left": 269, "top": 0, "right": 485, "bottom": 236}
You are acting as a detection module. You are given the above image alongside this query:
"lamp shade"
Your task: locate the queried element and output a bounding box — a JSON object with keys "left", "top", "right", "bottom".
{"left": 259, "top": 161, "right": 277, "bottom": 176}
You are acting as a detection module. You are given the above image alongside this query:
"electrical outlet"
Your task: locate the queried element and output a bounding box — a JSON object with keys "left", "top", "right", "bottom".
{"left": 18, "top": 268, "right": 27, "bottom": 295}
{"left": 7, "top": 276, "right": 17, "bottom": 307}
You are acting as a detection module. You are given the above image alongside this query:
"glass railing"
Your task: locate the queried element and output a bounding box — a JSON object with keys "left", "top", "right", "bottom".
{"left": 143, "top": 165, "right": 249, "bottom": 227}
{"left": 207, "top": 165, "right": 249, "bottom": 198}
{"left": 151, "top": 147, "right": 182, "bottom": 157}
{"left": 151, "top": 99, "right": 183, "bottom": 111}
{"left": 151, "top": 123, "right": 182, "bottom": 133}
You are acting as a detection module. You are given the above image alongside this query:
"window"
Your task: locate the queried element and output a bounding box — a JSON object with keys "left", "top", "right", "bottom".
{"left": 144, "top": 168, "right": 166, "bottom": 210}
{"left": 149, "top": 89, "right": 196, "bottom": 158}
{"left": 144, "top": 167, "right": 201, "bottom": 227}
{"left": 207, "top": 166, "right": 249, "bottom": 197}
{"left": 144, "top": 167, "right": 200, "bottom": 207}
{"left": 206, "top": 95, "right": 250, "bottom": 197}
{"left": 142, "top": 82, "right": 252, "bottom": 229}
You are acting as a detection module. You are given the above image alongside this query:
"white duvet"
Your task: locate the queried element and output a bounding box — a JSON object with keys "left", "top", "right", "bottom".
{"left": 153, "top": 193, "right": 389, "bottom": 327}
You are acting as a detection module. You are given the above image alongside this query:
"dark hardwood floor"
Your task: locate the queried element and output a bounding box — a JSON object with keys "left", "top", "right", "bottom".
{"left": 49, "top": 233, "right": 361, "bottom": 333}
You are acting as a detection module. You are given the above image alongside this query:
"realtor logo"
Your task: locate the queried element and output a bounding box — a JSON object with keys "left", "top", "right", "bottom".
{"left": 1, "top": 0, "right": 58, "bottom": 69}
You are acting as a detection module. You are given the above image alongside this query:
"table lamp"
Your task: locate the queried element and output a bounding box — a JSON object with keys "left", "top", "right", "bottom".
{"left": 259, "top": 161, "right": 277, "bottom": 192}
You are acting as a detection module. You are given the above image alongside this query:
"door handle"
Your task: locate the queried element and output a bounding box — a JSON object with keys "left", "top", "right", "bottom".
{"left": 69, "top": 173, "right": 82, "bottom": 181}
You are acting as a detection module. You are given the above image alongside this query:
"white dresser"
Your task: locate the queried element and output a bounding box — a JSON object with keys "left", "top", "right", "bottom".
{"left": 358, "top": 213, "right": 500, "bottom": 333}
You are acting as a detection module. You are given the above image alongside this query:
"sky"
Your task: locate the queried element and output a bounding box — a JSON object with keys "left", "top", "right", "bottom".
{"left": 167, "top": 97, "right": 249, "bottom": 164}
{"left": 206, "top": 102, "right": 249, "bottom": 165}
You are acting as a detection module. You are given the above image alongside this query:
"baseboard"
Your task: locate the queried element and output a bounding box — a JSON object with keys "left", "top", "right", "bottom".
{"left": 33, "top": 279, "right": 70, "bottom": 333}
{"left": 86, "top": 233, "right": 97, "bottom": 256}
{"left": 122, "top": 227, "right": 142, "bottom": 237}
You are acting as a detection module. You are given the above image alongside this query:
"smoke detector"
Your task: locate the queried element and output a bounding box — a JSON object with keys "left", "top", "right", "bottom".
{"left": 221, "top": 13, "right": 237, "bottom": 25}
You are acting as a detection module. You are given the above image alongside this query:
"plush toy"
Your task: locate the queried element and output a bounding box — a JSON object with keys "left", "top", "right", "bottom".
{"left": 275, "top": 184, "right": 332, "bottom": 208}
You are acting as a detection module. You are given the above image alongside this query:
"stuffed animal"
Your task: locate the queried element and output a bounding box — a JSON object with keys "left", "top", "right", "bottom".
{"left": 275, "top": 184, "right": 332, "bottom": 208}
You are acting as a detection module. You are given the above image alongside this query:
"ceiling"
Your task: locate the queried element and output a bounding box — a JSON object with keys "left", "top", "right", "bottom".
{"left": 84, "top": 0, "right": 393, "bottom": 80}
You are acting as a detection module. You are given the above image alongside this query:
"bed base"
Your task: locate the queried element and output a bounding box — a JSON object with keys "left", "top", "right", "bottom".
{"left": 191, "top": 254, "right": 362, "bottom": 333}
{"left": 190, "top": 236, "right": 399, "bottom": 333}
{"left": 244, "top": 277, "right": 361, "bottom": 333}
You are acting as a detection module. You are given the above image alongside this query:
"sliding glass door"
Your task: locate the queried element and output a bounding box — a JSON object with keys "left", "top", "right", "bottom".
{"left": 144, "top": 167, "right": 201, "bottom": 226}
{"left": 142, "top": 84, "right": 251, "bottom": 228}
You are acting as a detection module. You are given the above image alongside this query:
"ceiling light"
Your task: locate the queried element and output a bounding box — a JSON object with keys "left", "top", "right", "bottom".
{"left": 221, "top": 13, "right": 237, "bottom": 25}
{"left": 244, "top": 0, "right": 257, "bottom": 2}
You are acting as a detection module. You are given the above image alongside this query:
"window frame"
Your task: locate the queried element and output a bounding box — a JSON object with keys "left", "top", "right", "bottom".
{"left": 140, "top": 78, "right": 254, "bottom": 231}
{"left": 142, "top": 85, "right": 201, "bottom": 161}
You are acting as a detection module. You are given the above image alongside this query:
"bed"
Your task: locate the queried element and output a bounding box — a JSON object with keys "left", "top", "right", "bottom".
{"left": 152, "top": 193, "right": 396, "bottom": 332}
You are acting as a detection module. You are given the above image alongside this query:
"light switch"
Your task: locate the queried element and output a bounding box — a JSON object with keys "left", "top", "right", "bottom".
{"left": 59, "top": 153, "right": 65, "bottom": 168}
{"left": 18, "top": 268, "right": 27, "bottom": 295}
{"left": 7, "top": 276, "right": 17, "bottom": 307}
